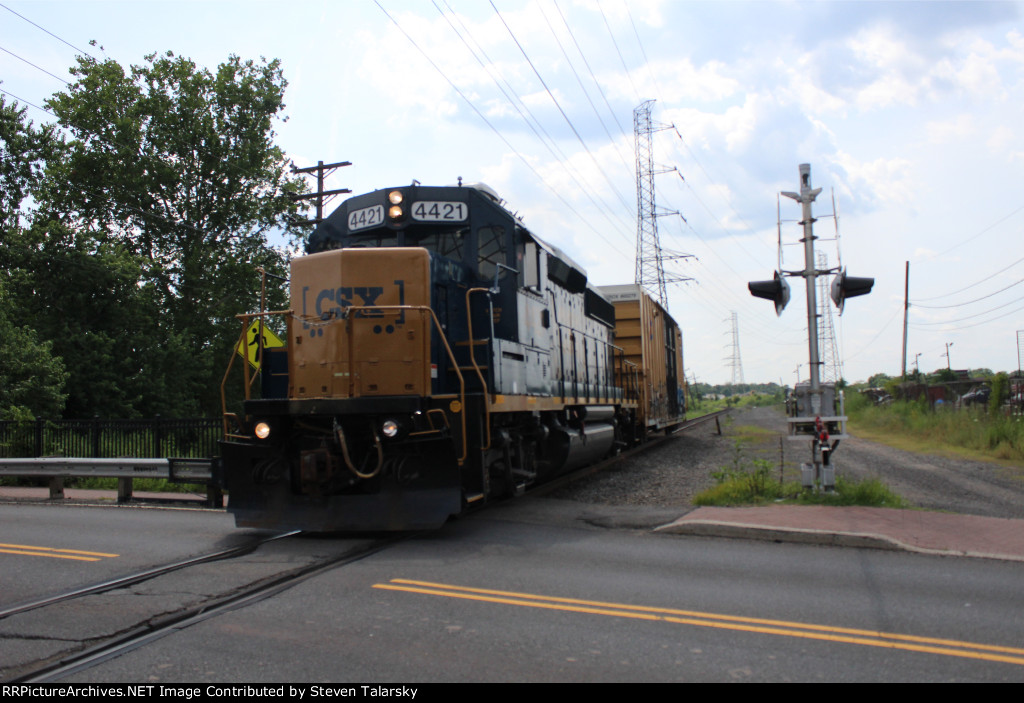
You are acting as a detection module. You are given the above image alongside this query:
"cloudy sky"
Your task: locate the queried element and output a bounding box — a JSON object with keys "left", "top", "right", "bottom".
{"left": 3, "top": 0, "right": 1023, "bottom": 385}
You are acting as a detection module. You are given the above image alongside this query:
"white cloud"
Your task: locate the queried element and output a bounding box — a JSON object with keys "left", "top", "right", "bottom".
{"left": 831, "top": 151, "right": 914, "bottom": 208}
{"left": 925, "top": 114, "right": 977, "bottom": 144}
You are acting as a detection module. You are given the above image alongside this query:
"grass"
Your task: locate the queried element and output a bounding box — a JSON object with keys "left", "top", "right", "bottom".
{"left": 693, "top": 463, "right": 907, "bottom": 508}
{"left": 846, "top": 392, "right": 1024, "bottom": 467}
{"left": 693, "top": 431, "right": 908, "bottom": 509}
{"left": 691, "top": 393, "right": 783, "bottom": 414}
{"left": 0, "top": 476, "right": 207, "bottom": 494}
{"left": 68, "top": 477, "right": 208, "bottom": 493}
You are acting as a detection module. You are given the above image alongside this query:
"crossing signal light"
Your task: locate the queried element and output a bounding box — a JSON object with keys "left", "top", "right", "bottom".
{"left": 830, "top": 269, "right": 874, "bottom": 314}
{"left": 748, "top": 271, "right": 790, "bottom": 316}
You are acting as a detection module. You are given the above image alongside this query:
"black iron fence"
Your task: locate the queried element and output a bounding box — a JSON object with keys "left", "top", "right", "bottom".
{"left": 0, "top": 417, "right": 221, "bottom": 459}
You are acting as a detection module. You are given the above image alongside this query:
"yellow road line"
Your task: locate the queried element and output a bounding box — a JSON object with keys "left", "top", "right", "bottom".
{"left": 373, "top": 578, "right": 1024, "bottom": 667}
{"left": 0, "top": 542, "right": 119, "bottom": 560}
{"left": 0, "top": 548, "right": 100, "bottom": 562}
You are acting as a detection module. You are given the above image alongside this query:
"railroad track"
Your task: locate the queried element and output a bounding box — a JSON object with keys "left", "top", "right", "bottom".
{"left": 1, "top": 532, "right": 406, "bottom": 683}
{"left": 3, "top": 411, "right": 728, "bottom": 682}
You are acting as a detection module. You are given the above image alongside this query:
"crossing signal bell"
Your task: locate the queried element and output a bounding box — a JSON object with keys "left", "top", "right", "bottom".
{"left": 830, "top": 269, "right": 874, "bottom": 314}
{"left": 748, "top": 271, "right": 790, "bottom": 316}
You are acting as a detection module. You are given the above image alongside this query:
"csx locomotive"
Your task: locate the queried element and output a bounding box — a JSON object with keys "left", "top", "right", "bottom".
{"left": 220, "top": 182, "right": 685, "bottom": 531}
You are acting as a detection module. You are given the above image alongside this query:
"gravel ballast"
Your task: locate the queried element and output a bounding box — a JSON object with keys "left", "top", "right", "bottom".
{"left": 552, "top": 405, "right": 1024, "bottom": 520}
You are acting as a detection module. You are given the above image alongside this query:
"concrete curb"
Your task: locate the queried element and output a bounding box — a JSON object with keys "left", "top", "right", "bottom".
{"left": 656, "top": 519, "right": 1024, "bottom": 563}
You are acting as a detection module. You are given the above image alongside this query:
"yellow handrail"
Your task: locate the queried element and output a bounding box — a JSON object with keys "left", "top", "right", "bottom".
{"left": 465, "top": 288, "right": 493, "bottom": 451}
{"left": 224, "top": 305, "right": 471, "bottom": 466}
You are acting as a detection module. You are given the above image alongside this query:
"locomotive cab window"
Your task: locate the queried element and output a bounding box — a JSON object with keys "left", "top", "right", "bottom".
{"left": 345, "top": 232, "right": 399, "bottom": 248}
{"left": 406, "top": 226, "right": 468, "bottom": 262}
{"left": 477, "top": 225, "right": 507, "bottom": 282}
{"left": 517, "top": 232, "right": 541, "bottom": 291}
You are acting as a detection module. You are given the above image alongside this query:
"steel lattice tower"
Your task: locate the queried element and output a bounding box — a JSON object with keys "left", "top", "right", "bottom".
{"left": 816, "top": 252, "right": 843, "bottom": 383}
{"left": 727, "top": 311, "right": 745, "bottom": 385}
{"left": 634, "top": 100, "right": 665, "bottom": 304}
{"left": 634, "top": 100, "right": 693, "bottom": 308}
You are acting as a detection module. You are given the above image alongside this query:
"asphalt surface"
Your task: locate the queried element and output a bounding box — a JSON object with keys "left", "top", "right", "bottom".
{"left": 2, "top": 486, "right": 1023, "bottom": 563}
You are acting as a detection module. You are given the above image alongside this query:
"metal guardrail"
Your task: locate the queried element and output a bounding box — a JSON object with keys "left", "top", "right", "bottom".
{"left": 0, "top": 457, "right": 222, "bottom": 507}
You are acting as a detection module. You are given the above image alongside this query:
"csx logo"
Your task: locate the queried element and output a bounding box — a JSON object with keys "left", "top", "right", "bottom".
{"left": 301, "top": 281, "right": 406, "bottom": 334}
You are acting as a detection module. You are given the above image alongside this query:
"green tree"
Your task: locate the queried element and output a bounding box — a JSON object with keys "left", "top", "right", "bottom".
{"left": 0, "top": 279, "right": 68, "bottom": 419}
{"left": 4, "top": 221, "right": 186, "bottom": 417}
{"left": 31, "top": 50, "right": 306, "bottom": 416}
{"left": 0, "top": 97, "right": 69, "bottom": 419}
{"left": 867, "top": 372, "right": 892, "bottom": 388}
{"left": 0, "top": 96, "right": 60, "bottom": 228}
{"left": 989, "top": 372, "right": 1009, "bottom": 416}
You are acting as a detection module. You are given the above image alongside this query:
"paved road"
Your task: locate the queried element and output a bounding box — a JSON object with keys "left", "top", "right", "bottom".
{"left": 23, "top": 498, "right": 1017, "bottom": 683}
{"left": 0, "top": 502, "right": 251, "bottom": 608}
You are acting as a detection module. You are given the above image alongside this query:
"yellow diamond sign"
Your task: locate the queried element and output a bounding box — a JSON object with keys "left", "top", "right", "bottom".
{"left": 235, "top": 320, "right": 285, "bottom": 370}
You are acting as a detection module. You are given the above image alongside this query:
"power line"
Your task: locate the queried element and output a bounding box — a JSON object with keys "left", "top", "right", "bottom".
{"left": 909, "top": 301, "right": 1024, "bottom": 332}
{"left": 551, "top": 0, "right": 631, "bottom": 142}
{"left": 373, "top": 0, "right": 632, "bottom": 260}
{"left": 0, "top": 2, "right": 96, "bottom": 61}
{"left": 595, "top": 0, "right": 640, "bottom": 104}
{"left": 489, "top": 0, "right": 636, "bottom": 222}
{"left": 914, "top": 251, "right": 1024, "bottom": 303}
{"left": 0, "top": 45, "right": 70, "bottom": 85}
{"left": 912, "top": 276, "right": 1024, "bottom": 309}
{"left": 0, "top": 88, "right": 56, "bottom": 117}
{"left": 911, "top": 294, "right": 1024, "bottom": 325}
{"left": 916, "top": 201, "right": 1024, "bottom": 263}
{"left": 536, "top": 0, "right": 632, "bottom": 176}
{"left": 434, "top": 1, "right": 634, "bottom": 244}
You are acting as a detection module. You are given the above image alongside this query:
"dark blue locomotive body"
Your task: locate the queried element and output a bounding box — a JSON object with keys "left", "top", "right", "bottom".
{"left": 220, "top": 182, "right": 676, "bottom": 532}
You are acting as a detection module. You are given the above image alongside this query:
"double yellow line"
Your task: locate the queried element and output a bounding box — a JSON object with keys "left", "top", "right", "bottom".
{"left": 0, "top": 542, "right": 119, "bottom": 562}
{"left": 374, "top": 578, "right": 1024, "bottom": 667}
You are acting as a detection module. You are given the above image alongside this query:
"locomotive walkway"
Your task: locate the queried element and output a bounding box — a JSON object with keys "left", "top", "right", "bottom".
{"left": 2, "top": 486, "right": 1023, "bottom": 562}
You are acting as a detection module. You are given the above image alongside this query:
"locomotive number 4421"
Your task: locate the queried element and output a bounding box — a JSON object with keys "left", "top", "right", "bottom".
{"left": 411, "top": 201, "right": 468, "bottom": 222}
{"left": 348, "top": 205, "right": 384, "bottom": 232}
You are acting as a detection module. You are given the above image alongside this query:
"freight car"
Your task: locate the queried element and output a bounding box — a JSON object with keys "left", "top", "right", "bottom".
{"left": 219, "top": 182, "right": 685, "bottom": 531}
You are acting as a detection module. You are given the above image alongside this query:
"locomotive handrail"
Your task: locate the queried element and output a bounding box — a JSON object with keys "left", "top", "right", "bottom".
{"left": 220, "top": 309, "right": 292, "bottom": 441}
{"left": 292, "top": 304, "right": 470, "bottom": 467}
{"left": 223, "top": 305, "right": 471, "bottom": 466}
{"left": 465, "top": 288, "right": 493, "bottom": 451}
{"left": 220, "top": 309, "right": 288, "bottom": 440}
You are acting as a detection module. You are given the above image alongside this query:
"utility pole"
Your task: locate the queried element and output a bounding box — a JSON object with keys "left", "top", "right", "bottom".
{"left": 290, "top": 160, "right": 353, "bottom": 226}
{"left": 902, "top": 261, "right": 910, "bottom": 380}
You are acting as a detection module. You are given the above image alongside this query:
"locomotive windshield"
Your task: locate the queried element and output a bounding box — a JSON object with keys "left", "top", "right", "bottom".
{"left": 404, "top": 225, "right": 468, "bottom": 262}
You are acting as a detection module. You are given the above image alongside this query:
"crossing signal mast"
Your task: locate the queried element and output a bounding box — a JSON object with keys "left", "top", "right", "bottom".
{"left": 748, "top": 164, "right": 874, "bottom": 491}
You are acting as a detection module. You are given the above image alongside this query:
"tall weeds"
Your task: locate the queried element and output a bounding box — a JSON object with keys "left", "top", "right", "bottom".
{"left": 848, "top": 394, "right": 1024, "bottom": 462}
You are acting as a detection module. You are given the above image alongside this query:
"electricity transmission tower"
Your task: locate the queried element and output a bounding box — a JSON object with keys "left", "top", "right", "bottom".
{"left": 726, "top": 311, "right": 745, "bottom": 385}
{"left": 633, "top": 99, "right": 691, "bottom": 307}
{"left": 816, "top": 252, "right": 843, "bottom": 383}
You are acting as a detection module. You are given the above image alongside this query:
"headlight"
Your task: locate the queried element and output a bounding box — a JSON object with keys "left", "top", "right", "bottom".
{"left": 388, "top": 190, "right": 403, "bottom": 205}
{"left": 254, "top": 422, "right": 271, "bottom": 439}
{"left": 381, "top": 419, "right": 400, "bottom": 438}
{"left": 388, "top": 205, "right": 403, "bottom": 219}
